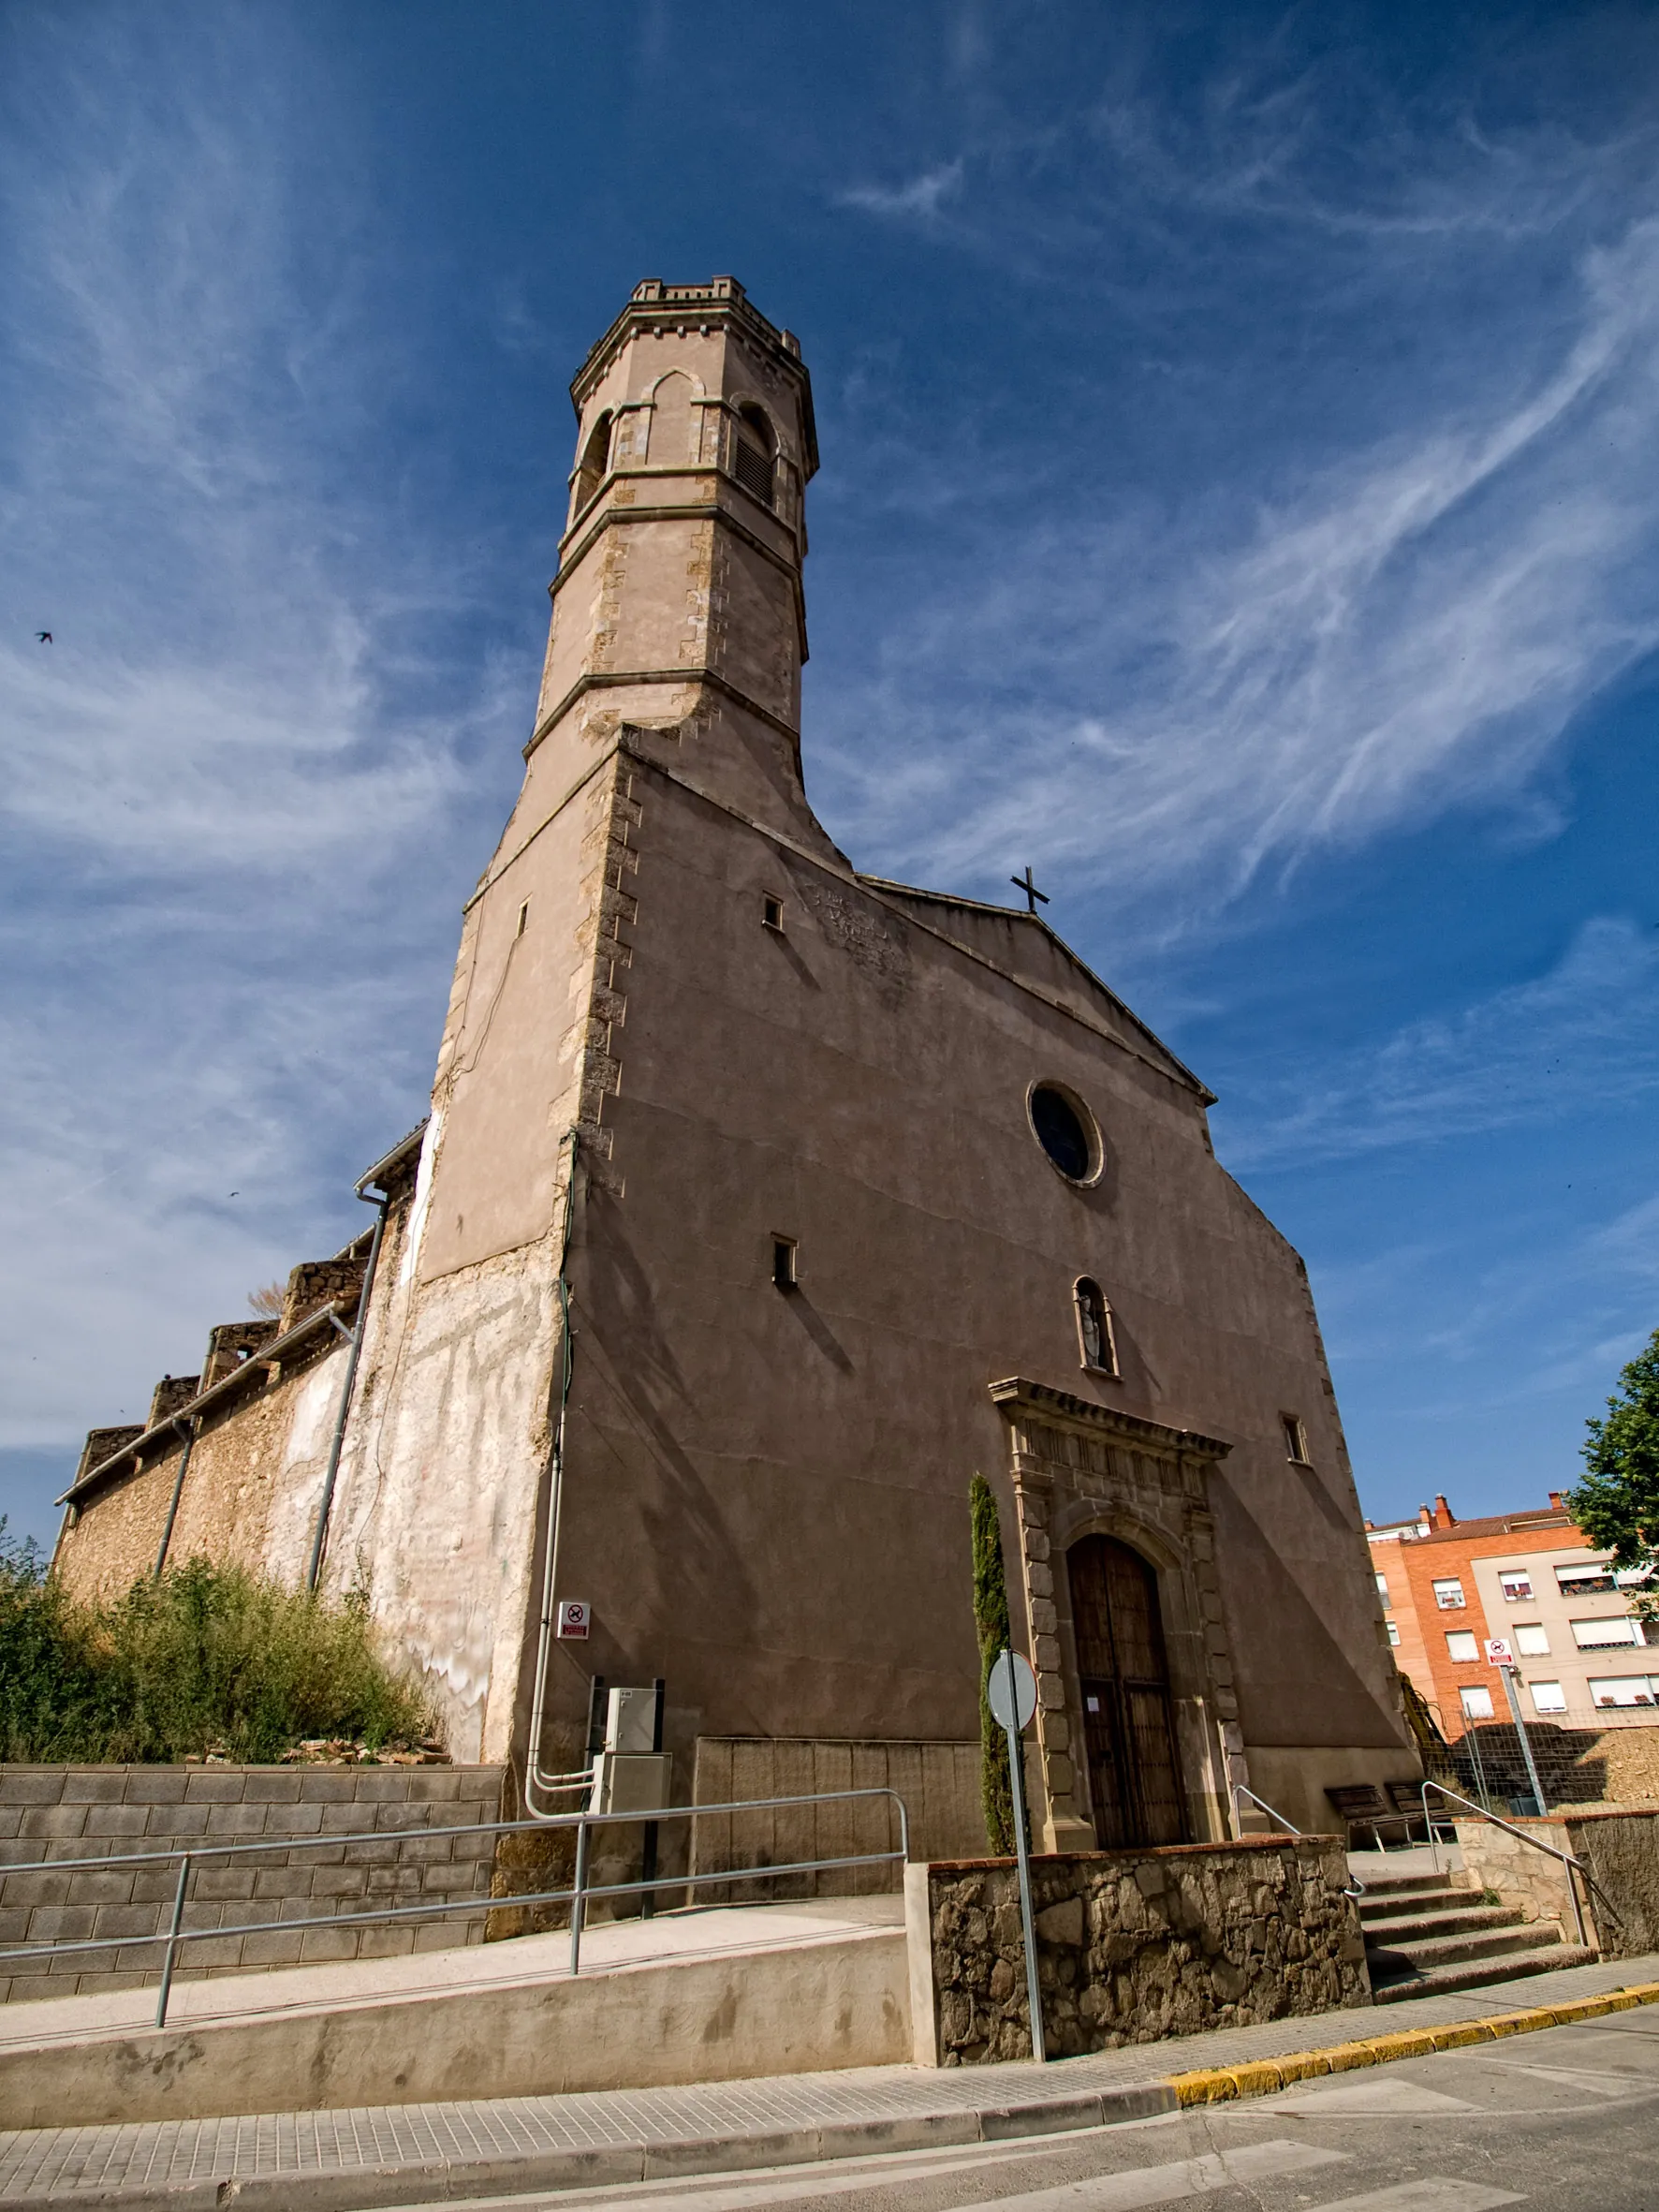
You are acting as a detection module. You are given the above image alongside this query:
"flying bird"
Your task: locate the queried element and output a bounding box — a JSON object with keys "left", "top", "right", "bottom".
{"left": 36, "top": 631, "right": 51, "bottom": 643}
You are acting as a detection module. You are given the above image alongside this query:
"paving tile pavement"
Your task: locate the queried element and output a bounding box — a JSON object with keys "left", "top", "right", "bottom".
{"left": 2, "top": 1950, "right": 1655, "bottom": 2206}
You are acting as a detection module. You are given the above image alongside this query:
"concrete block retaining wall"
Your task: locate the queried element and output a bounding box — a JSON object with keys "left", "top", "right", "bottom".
{"left": 906, "top": 1836, "right": 1370, "bottom": 2066}
{"left": 0, "top": 1764, "right": 505, "bottom": 2002}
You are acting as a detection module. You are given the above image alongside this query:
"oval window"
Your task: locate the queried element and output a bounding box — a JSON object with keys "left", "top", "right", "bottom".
{"left": 1030, "top": 1084, "right": 1095, "bottom": 1182}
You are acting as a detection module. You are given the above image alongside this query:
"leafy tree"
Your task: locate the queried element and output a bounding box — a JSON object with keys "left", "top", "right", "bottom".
{"left": 1566, "top": 1326, "right": 1659, "bottom": 1605}
{"left": 969, "top": 1473, "right": 1015, "bottom": 1854}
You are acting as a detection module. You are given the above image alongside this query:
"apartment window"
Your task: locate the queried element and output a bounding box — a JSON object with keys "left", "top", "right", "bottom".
{"left": 1282, "top": 1414, "right": 1310, "bottom": 1465}
{"left": 1374, "top": 1571, "right": 1389, "bottom": 1601}
{"left": 1431, "top": 1577, "right": 1466, "bottom": 1610}
{"left": 1590, "top": 1674, "right": 1659, "bottom": 1708}
{"left": 1386, "top": 1620, "right": 1401, "bottom": 1647}
{"left": 1556, "top": 1560, "right": 1618, "bottom": 1596}
{"left": 771, "top": 1237, "right": 798, "bottom": 1290}
{"left": 761, "top": 893, "right": 785, "bottom": 931}
{"left": 515, "top": 900, "right": 530, "bottom": 937}
{"left": 1514, "top": 1623, "right": 1550, "bottom": 1657}
{"left": 1460, "top": 1685, "right": 1494, "bottom": 1720}
{"left": 1445, "top": 1630, "right": 1480, "bottom": 1663}
{"left": 1572, "top": 1616, "right": 1640, "bottom": 1649}
{"left": 1530, "top": 1681, "right": 1567, "bottom": 1714}
{"left": 1498, "top": 1569, "right": 1534, "bottom": 1602}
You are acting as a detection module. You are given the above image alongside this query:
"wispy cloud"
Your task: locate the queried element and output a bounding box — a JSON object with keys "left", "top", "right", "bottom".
{"left": 839, "top": 159, "right": 964, "bottom": 220}
{"left": 814, "top": 212, "right": 1659, "bottom": 931}
{"left": 0, "top": 13, "right": 510, "bottom": 1448}
{"left": 1222, "top": 917, "right": 1659, "bottom": 1169}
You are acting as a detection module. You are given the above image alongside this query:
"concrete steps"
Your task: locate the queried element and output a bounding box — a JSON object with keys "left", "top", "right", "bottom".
{"left": 1357, "top": 1868, "right": 1593, "bottom": 2004}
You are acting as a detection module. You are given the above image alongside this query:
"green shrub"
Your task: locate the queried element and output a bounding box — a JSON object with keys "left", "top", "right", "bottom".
{"left": 969, "top": 1473, "right": 1016, "bottom": 1855}
{"left": 0, "top": 1531, "right": 433, "bottom": 1763}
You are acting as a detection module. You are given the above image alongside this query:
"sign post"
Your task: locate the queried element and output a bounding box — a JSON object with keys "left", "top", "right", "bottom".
{"left": 987, "top": 1647, "right": 1045, "bottom": 2065}
{"left": 1488, "top": 1642, "right": 1547, "bottom": 1817}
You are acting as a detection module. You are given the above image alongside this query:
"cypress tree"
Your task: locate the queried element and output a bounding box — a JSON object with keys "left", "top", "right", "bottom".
{"left": 969, "top": 1472, "right": 1016, "bottom": 1854}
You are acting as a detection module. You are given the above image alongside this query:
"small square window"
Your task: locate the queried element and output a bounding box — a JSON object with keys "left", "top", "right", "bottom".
{"left": 761, "top": 894, "right": 785, "bottom": 931}
{"left": 1530, "top": 1680, "right": 1567, "bottom": 1714}
{"left": 1445, "top": 1630, "right": 1479, "bottom": 1663}
{"left": 1282, "top": 1415, "right": 1309, "bottom": 1464}
{"left": 1498, "top": 1570, "right": 1533, "bottom": 1602}
{"left": 1386, "top": 1620, "right": 1401, "bottom": 1647}
{"left": 1514, "top": 1623, "right": 1550, "bottom": 1657}
{"left": 1431, "top": 1578, "right": 1466, "bottom": 1610}
{"left": 1460, "top": 1685, "right": 1494, "bottom": 1719}
{"left": 771, "top": 1236, "right": 797, "bottom": 1290}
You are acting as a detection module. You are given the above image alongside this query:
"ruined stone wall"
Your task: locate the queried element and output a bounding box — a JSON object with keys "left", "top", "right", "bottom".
{"left": 908, "top": 1838, "right": 1369, "bottom": 2065}
{"left": 0, "top": 1763, "right": 504, "bottom": 2002}
{"left": 53, "top": 1335, "right": 351, "bottom": 1604}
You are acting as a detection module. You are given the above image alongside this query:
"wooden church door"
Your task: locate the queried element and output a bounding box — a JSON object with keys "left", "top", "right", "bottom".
{"left": 1066, "top": 1535, "right": 1186, "bottom": 1849}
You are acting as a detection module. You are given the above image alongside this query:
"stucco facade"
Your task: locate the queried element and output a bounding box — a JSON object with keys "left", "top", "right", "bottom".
{"left": 58, "top": 278, "right": 1416, "bottom": 1846}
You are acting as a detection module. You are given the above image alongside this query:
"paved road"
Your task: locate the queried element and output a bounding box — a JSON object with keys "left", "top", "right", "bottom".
{"left": 409, "top": 2013, "right": 1659, "bottom": 2212}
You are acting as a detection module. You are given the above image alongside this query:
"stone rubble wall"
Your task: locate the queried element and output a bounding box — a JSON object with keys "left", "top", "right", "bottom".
{"left": 907, "top": 1836, "right": 1370, "bottom": 2066}
{"left": 0, "top": 1764, "right": 505, "bottom": 2002}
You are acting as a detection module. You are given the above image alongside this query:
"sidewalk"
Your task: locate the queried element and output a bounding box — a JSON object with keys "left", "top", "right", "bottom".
{"left": 3, "top": 1948, "right": 1655, "bottom": 2209}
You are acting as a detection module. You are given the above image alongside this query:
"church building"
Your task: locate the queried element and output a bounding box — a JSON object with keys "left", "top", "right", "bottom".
{"left": 55, "top": 278, "right": 1417, "bottom": 1850}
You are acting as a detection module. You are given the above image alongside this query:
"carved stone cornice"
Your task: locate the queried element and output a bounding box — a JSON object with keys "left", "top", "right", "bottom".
{"left": 987, "top": 1378, "right": 1231, "bottom": 1466}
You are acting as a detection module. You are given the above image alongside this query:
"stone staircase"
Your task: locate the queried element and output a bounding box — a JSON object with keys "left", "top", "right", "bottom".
{"left": 1358, "top": 1869, "right": 1595, "bottom": 2003}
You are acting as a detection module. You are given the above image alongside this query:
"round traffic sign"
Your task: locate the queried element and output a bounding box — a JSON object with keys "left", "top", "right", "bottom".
{"left": 987, "top": 1648, "right": 1036, "bottom": 1733}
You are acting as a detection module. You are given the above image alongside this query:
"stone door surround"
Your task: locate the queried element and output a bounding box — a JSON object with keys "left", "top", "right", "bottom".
{"left": 987, "top": 1378, "right": 1245, "bottom": 1851}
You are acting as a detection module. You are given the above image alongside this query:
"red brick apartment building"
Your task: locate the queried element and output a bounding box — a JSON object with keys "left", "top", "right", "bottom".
{"left": 1367, "top": 1494, "right": 1659, "bottom": 1739}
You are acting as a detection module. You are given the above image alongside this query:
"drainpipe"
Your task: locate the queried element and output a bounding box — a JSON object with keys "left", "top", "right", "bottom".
{"left": 303, "top": 1173, "right": 392, "bottom": 1593}
{"left": 525, "top": 1128, "right": 582, "bottom": 1817}
{"left": 153, "top": 1415, "right": 199, "bottom": 1579}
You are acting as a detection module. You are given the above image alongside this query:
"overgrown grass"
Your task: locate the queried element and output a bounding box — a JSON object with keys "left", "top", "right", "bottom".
{"left": 0, "top": 1531, "right": 434, "bottom": 1763}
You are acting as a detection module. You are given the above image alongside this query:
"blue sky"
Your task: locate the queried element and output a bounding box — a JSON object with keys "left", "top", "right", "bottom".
{"left": 3, "top": 1, "right": 1656, "bottom": 1549}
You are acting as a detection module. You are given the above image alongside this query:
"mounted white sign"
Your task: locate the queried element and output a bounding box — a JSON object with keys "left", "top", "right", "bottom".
{"left": 556, "top": 1599, "right": 592, "bottom": 1640}
{"left": 1484, "top": 1637, "right": 1514, "bottom": 1667}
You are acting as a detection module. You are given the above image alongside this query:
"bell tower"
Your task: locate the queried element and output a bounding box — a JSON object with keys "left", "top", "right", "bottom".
{"left": 527, "top": 276, "right": 822, "bottom": 837}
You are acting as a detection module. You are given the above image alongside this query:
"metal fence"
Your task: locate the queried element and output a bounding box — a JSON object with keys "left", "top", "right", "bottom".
{"left": 0, "top": 1785, "right": 911, "bottom": 2030}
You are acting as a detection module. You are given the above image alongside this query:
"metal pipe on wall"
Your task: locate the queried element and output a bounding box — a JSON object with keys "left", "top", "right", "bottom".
{"left": 303, "top": 1177, "right": 391, "bottom": 1594}
{"left": 152, "top": 1415, "right": 199, "bottom": 1579}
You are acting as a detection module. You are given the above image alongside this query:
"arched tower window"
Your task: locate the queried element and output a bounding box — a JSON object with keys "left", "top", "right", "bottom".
{"left": 1074, "top": 1277, "right": 1119, "bottom": 1377}
{"left": 732, "top": 403, "right": 775, "bottom": 509}
{"left": 648, "top": 371, "right": 695, "bottom": 465}
{"left": 574, "top": 411, "right": 613, "bottom": 514}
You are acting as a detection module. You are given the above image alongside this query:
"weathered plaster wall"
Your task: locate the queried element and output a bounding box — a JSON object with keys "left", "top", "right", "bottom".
{"left": 536, "top": 757, "right": 1412, "bottom": 1839}
{"left": 906, "top": 1838, "right": 1368, "bottom": 2065}
{"left": 689, "top": 1736, "right": 984, "bottom": 1891}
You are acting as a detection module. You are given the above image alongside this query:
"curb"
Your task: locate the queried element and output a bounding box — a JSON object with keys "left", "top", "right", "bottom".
{"left": 3, "top": 2087, "right": 1182, "bottom": 2212}
{"left": 1166, "top": 1979, "right": 1659, "bottom": 2107}
{"left": 13, "top": 1982, "right": 1659, "bottom": 2209}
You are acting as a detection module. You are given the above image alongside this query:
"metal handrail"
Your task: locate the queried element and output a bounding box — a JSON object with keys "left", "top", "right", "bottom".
{"left": 1231, "top": 1784, "right": 1364, "bottom": 1898}
{"left": 0, "top": 1784, "right": 911, "bottom": 2029}
{"left": 1418, "top": 1779, "right": 1623, "bottom": 1952}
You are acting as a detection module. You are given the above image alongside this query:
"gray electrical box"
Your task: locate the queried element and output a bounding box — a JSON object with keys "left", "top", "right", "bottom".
{"left": 605, "top": 1685, "right": 659, "bottom": 1755}
{"left": 592, "top": 1751, "right": 671, "bottom": 1815}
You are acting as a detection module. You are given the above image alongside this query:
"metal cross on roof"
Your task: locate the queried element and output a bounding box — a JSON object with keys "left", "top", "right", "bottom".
{"left": 1011, "top": 865, "right": 1050, "bottom": 915}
